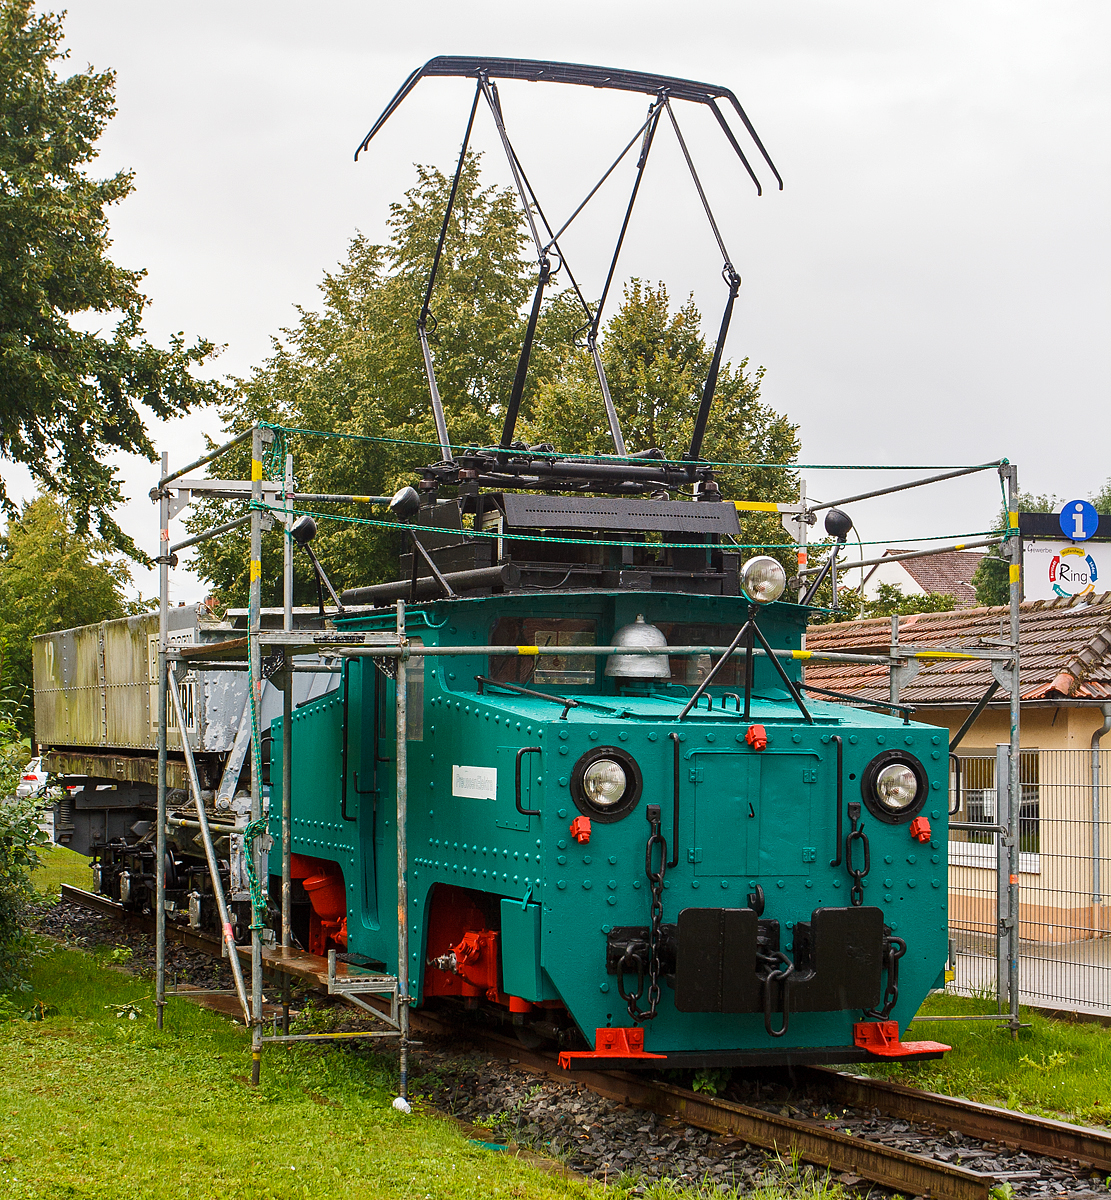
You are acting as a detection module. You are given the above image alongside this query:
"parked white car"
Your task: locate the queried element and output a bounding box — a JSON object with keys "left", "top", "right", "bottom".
{"left": 15, "top": 756, "right": 48, "bottom": 798}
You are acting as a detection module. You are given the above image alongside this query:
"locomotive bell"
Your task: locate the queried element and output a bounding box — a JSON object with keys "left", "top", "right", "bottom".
{"left": 605, "top": 614, "right": 670, "bottom": 679}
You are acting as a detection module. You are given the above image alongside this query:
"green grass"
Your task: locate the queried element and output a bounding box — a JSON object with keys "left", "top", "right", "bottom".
{"left": 1, "top": 946, "right": 848, "bottom": 1200}
{"left": 31, "top": 844, "right": 93, "bottom": 895}
{"left": 858, "top": 991, "right": 1111, "bottom": 1128}
{"left": 0, "top": 946, "right": 592, "bottom": 1200}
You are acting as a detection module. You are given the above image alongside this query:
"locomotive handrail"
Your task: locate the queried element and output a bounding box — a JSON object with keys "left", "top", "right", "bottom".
{"left": 949, "top": 752, "right": 962, "bottom": 817}
{"left": 801, "top": 682, "right": 916, "bottom": 724}
{"left": 515, "top": 746, "right": 542, "bottom": 817}
{"left": 339, "top": 662, "right": 358, "bottom": 823}
{"left": 667, "top": 733, "right": 681, "bottom": 869}
{"left": 475, "top": 675, "right": 580, "bottom": 720}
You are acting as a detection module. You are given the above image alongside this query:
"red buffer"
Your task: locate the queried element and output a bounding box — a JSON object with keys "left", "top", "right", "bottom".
{"left": 853, "top": 1020, "right": 951, "bottom": 1059}
{"left": 558, "top": 1026, "right": 666, "bottom": 1069}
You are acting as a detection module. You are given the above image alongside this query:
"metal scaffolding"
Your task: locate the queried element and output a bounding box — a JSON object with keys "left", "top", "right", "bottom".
{"left": 149, "top": 427, "right": 1025, "bottom": 1091}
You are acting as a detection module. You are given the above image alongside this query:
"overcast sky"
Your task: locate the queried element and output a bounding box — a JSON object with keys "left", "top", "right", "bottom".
{"left": 8, "top": 1, "right": 1108, "bottom": 602}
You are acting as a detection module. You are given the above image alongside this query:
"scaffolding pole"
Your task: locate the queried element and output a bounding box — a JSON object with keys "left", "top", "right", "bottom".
{"left": 1005, "top": 463, "right": 1022, "bottom": 1032}
{"left": 155, "top": 452, "right": 169, "bottom": 1031}
{"left": 167, "top": 662, "right": 252, "bottom": 1023}
{"left": 249, "top": 426, "right": 265, "bottom": 1086}
{"left": 282, "top": 452, "right": 294, "bottom": 1035}
{"left": 395, "top": 599, "right": 411, "bottom": 1105}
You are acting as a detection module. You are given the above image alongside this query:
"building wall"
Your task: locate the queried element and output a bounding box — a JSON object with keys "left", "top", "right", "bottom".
{"left": 862, "top": 561, "right": 927, "bottom": 601}
{"left": 915, "top": 705, "right": 1108, "bottom": 752}
{"left": 913, "top": 705, "right": 1111, "bottom": 942}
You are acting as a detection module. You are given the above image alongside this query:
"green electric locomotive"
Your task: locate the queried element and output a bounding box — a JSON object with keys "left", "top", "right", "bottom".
{"left": 261, "top": 56, "right": 951, "bottom": 1068}
{"left": 268, "top": 498, "right": 950, "bottom": 1069}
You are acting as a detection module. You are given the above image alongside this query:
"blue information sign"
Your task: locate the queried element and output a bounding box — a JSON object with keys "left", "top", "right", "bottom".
{"left": 1060, "top": 499, "right": 1099, "bottom": 542}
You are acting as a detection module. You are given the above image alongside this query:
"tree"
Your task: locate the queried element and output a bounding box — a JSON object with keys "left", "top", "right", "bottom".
{"left": 0, "top": 1, "right": 222, "bottom": 555}
{"left": 0, "top": 669, "right": 48, "bottom": 995}
{"left": 862, "top": 582, "right": 956, "bottom": 617}
{"left": 188, "top": 171, "right": 800, "bottom": 606}
{"left": 807, "top": 566, "right": 962, "bottom": 622}
{"left": 522, "top": 280, "right": 799, "bottom": 505}
{"left": 188, "top": 155, "right": 578, "bottom": 604}
{"left": 0, "top": 493, "right": 140, "bottom": 733}
{"left": 972, "top": 490, "right": 1058, "bottom": 607}
{"left": 0, "top": 785, "right": 48, "bottom": 996}
{"left": 1088, "top": 479, "right": 1111, "bottom": 516}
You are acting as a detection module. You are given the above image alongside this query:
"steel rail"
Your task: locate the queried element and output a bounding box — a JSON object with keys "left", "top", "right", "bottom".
{"left": 800, "top": 1066, "right": 1111, "bottom": 1173}
{"left": 406, "top": 1013, "right": 994, "bottom": 1200}
{"left": 59, "top": 885, "right": 223, "bottom": 958}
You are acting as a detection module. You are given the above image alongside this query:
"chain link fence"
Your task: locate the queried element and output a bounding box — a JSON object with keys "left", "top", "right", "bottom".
{"left": 949, "top": 746, "right": 1111, "bottom": 1015}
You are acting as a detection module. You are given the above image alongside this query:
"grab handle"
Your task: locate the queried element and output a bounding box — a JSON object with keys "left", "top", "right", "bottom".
{"left": 516, "top": 746, "right": 542, "bottom": 817}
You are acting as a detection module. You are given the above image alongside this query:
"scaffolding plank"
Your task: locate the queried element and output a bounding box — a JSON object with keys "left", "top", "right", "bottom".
{"left": 236, "top": 944, "right": 397, "bottom": 992}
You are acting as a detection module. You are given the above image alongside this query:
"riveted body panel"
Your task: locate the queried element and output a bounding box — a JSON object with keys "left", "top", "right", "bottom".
{"left": 267, "top": 590, "right": 950, "bottom": 1060}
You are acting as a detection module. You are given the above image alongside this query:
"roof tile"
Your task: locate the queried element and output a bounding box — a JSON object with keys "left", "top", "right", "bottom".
{"left": 804, "top": 591, "right": 1111, "bottom": 704}
{"left": 871, "top": 549, "right": 986, "bottom": 607}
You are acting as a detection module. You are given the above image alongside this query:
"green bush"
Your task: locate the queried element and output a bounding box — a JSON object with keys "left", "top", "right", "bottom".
{"left": 0, "top": 688, "right": 49, "bottom": 995}
{"left": 0, "top": 792, "right": 48, "bottom": 994}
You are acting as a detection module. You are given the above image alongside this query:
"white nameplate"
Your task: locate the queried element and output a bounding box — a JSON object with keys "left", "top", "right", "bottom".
{"left": 452, "top": 764, "right": 497, "bottom": 800}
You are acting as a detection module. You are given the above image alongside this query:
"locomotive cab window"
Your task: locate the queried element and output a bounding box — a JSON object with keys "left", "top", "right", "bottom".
{"left": 656, "top": 623, "right": 744, "bottom": 689}
{"left": 489, "top": 618, "right": 597, "bottom": 687}
{"left": 405, "top": 640, "right": 424, "bottom": 741}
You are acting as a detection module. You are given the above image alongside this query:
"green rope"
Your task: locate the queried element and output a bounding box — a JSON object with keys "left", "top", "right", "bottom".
{"left": 258, "top": 420, "right": 1006, "bottom": 475}
{"left": 262, "top": 425, "right": 287, "bottom": 483}
{"left": 242, "top": 816, "right": 269, "bottom": 931}
{"left": 249, "top": 499, "right": 999, "bottom": 554}
{"left": 243, "top": 665, "right": 268, "bottom": 930}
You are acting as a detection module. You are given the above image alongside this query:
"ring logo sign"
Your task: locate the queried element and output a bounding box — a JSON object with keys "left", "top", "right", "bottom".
{"left": 1020, "top": 503, "right": 1108, "bottom": 602}
{"left": 1060, "top": 499, "right": 1099, "bottom": 542}
{"left": 1049, "top": 546, "right": 1098, "bottom": 599}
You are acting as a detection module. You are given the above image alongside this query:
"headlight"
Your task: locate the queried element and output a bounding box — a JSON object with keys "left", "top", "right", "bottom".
{"left": 861, "top": 751, "right": 927, "bottom": 823}
{"left": 740, "top": 555, "right": 787, "bottom": 604}
{"left": 583, "top": 759, "right": 627, "bottom": 807}
{"left": 876, "top": 763, "right": 917, "bottom": 809}
{"left": 571, "top": 747, "right": 642, "bottom": 822}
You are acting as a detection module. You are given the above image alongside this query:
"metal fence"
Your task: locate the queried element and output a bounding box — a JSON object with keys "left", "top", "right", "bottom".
{"left": 948, "top": 746, "right": 1111, "bottom": 1015}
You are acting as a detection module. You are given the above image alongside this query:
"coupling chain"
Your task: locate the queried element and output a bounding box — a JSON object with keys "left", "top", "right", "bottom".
{"left": 756, "top": 948, "right": 794, "bottom": 1038}
{"left": 845, "top": 801, "right": 871, "bottom": 907}
{"left": 865, "top": 933, "right": 907, "bottom": 1020}
{"left": 623, "top": 804, "right": 668, "bottom": 1024}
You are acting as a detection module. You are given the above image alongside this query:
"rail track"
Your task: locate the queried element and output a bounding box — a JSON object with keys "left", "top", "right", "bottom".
{"left": 57, "top": 885, "right": 1111, "bottom": 1200}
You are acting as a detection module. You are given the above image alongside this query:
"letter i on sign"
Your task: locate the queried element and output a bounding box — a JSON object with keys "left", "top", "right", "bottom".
{"left": 1074, "top": 504, "right": 1086, "bottom": 539}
